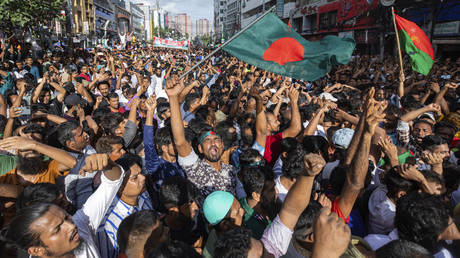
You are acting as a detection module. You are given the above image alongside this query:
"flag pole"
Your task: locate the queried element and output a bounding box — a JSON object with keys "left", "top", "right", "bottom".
{"left": 391, "top": 7, "right": 404, "bottom": 80}
{"left": 179, "top": 6, "right": 277, "bottom": 79}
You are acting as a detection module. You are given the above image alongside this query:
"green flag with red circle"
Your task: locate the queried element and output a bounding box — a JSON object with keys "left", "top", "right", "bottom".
{"left": 222, "top": 13, "right": 355, "bottom": 82}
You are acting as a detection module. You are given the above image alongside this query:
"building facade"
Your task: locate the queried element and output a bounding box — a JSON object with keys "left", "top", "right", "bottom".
{"left": 196, "top": 19, "right": 211, "bottom": 36}
{"left": 94, "top": 0, "right": 117, "bottom": 42}
{"left": 127, "top": 1, "right": 145, "bottom": 41}
{"left": 225, "top": 0, "right": 241, "bottom": 37}
{"left": 241, "top": 0, "right": 276, "bottom": 29}
{"left": 214, "top": 0, "right": 227, "bottom": 41}
{"left": 71, "top": 0, "right": 96, "bottom": 35}
{"left": 175, "top": 13, "right": 192, "bottom": 38}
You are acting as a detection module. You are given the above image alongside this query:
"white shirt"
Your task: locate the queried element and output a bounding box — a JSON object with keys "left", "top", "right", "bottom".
{"left": 275, "top": 176, "right": 289, "bottom": 203}
{"left": 147, "top": 75, "right": 168, "bottom": 100}
{"left": 72, "top": 167, "right": 125, "bottom": 258}
{"left": 368, "top": 185, "right": 396, "bottom": 235}
{"left": 261, "top": 215, "right": 293, "bottom": 258}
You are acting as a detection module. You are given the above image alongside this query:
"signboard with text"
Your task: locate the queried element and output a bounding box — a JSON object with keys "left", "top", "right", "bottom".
{"left": 152, "top": 37, "right": 190, "bottom": 50}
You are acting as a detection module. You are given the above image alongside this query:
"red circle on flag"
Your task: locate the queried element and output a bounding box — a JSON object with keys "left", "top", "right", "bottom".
{"left": 263, "top": 37, "right": 305, "bottom": 66}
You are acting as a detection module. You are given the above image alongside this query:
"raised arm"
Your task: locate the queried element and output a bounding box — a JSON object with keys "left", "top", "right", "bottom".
{"left": 143, "top": 95, "right": 161, "bottom": 174}
{"left": 280, "top": 153, "right": 326, "bottom": 230}
{"left": 338, "top": 93, "right": 386, "bottom": 219}
{"left": 250, "top": 86, "right": 268, "bottom": 147}
{"left": 400, "top": 103, "right": 440, "bottom": 122}
{"left": 165, "top": 78, "right": 191, "bottom": 157}
{"left": 0, "top": 137, "right": 77, "bottom": 172}
{"left": 32, "top": 73, "right": 48, "bottom": 103}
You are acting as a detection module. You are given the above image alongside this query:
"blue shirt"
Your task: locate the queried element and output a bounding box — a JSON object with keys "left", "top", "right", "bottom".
{"left": 143, "top": 125, "right": 186, "bottom": 190}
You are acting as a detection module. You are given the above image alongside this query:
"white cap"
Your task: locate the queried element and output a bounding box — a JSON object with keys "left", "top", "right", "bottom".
{"left": 319, "top": 92, "right": 338, "bottom": 102}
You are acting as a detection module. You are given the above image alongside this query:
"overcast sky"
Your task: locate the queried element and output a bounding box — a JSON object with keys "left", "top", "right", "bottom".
{"left": 160, "top": 0, "right": 214, "bottom": 23}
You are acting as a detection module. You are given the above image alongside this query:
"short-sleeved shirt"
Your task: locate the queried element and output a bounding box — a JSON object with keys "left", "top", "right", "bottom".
{"left": 239, "top": 198, "right": 272, "bottom": 240}
{"left": 178, "top": 150, "right": 237, "bottom": 197}
{"left": 261, "top": 215, "right": 293, "bottom": 258}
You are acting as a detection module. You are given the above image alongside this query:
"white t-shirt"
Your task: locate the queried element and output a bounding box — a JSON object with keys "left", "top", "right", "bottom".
{"left": 261, "top": 215, "right": 293, "bottom": 258}
{"left": 72, "top": 167, "right": 124, "bottom": 258}
{"left": 275, "top": 176, "right": 289, "bottom": 203}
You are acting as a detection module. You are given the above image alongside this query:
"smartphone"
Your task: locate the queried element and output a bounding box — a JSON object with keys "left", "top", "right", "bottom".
{"left": 17, "top": 106, "right": 31, "bottom": 116}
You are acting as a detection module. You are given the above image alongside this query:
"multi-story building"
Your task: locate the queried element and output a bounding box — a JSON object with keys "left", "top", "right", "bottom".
{"left": 127, "top": 1, "right": 145, "bottom": 41}
{"left": 214, "top": 0, "right": 227, "bottom": 41}
{"left": 241, "top": 0, "right": 276, "bottom": 29}
{"left": 225, "top": 0, "right": 241, "bottom": 37}
{"left": 94, "top": 0, "right": 117, "bottom": 41}
{"left": 175, "top": 13, "right": 192, "bottom": 38}
{"left": 166, "top": 12, "right": 175, "bottom": 30}
{"left": 71, "top": 0, "right": 96, "bottom": 36}
{"left": 196, "top": 19, "right": 211, "bottom": 36}
{"left": 128, "top": 1, "right": 155, "bottom": 42}
{"left": 111, "top": 0, "right": 131, "bottom": 34}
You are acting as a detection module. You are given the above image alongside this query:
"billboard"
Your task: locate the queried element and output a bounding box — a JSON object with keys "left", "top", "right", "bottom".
{"left": 152, "top": 37, "right": 190, "bottom": 50}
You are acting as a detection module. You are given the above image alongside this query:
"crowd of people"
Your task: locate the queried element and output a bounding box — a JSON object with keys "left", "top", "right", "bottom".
{"left": 0, "top": 40, "right": 459, "bottom": 258}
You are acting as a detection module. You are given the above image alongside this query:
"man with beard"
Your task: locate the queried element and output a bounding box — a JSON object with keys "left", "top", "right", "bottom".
{"left": 418, "top": 135, "right": 450, "bottom": 174}
{"left": 0, "top": 126, "right": 77, "bottom": 224}
{"left": 239, "top": 166, "right": 280, "bottom": 240}
{"left": 95, "top": 153, "right": 153, "bottom": 258}
{"left": 159, "top": 176, "right": 207, "bottom": 254}
{"left": 166, "top": 78, "right": 237, "bottom": 197}
{"left": 0, "top": 153, "right": 124, "bottom": 258}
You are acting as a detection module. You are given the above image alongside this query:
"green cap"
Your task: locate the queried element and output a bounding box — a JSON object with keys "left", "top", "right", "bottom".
{"left": 203, "top": 191, "right": 235, "bottom": 225}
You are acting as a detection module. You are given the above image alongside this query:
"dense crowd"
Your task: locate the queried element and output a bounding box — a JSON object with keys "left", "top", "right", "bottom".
{"left": 0, "top": 40, "right": 459, "bottom": 258}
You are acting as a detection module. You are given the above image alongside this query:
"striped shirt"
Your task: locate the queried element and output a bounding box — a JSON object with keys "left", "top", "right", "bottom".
{"left": 96, "top": 192, "right": 153, "bottom": 258}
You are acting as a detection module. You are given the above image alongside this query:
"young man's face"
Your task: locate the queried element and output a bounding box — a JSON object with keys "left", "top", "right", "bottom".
{"left": 109, "top": 96, "right": 119, "bottom": 109}
{"left": 122, "top": 164, "right": 146, "bottom": 198}
{"left": 26, "top": 57, "right": 33, "bottom": 66}
{"left": 430, "top": 143, "right": 450, "bottom": 161}
{"left": 199, "top": 134, "right": 224, "bottom": 162}
{"left": 70, "top": 126, "right": 89, "bottom": 151}
{"left": 412, "top": 122, "right": 433, "bottom": 144}
{"left": 99, "top": 83, "right": 110, "bottom": 97}
{"left": 109, "top": 143, "right": 126, "bottom": 161}
{"left": 28, "top": 205, "right": 81, "bottom": 257}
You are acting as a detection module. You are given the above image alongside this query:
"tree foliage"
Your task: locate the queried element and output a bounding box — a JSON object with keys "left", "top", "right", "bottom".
{"left": 0, "top": 0, "right": 65, "bottom": 32}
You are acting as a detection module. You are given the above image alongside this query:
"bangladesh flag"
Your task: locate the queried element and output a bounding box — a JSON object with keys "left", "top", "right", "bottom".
{"left": 394, "top": 13, "right": 434, "bottom": 75}
{"left": 222, "top": 13, "right": 355, "bottom": 82}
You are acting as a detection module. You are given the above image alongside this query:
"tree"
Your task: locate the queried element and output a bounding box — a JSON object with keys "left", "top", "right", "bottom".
{"left": 0, "top": 0, "right": 65, "bottom": 35}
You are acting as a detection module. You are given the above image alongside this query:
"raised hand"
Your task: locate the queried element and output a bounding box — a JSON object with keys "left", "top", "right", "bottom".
{"left": 145, "top": 95, "right": 157, "bottom": 111}
{"left": 287, "top": 87, "right": 299, "bottom": 103}
{"left": 165, "top": 78, "right": 185, "bottom": 97}
{"left": 421, "top": 151, "right": 444, "bottom": 166}
{"left": 364, "top": 96, "right": 387, "bottom": 135}
{"left": 78, "top": 153, "right": 110, "bottom": 176}
{"left": 378, "top": 136, "right": 398, "bottom": 158}
{"left": 303, "top": 153, "right": 326, "bottom": 177}
{"left": 0, "top": 136, "right": 37, "bottom": 151}
{"left": 312, "top": 207, "right": 351, "bottom": 258}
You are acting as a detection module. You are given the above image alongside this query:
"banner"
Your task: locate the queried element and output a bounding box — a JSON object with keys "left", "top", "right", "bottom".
{"left": 152, "top": 37, "right": 189, "bottom": 50}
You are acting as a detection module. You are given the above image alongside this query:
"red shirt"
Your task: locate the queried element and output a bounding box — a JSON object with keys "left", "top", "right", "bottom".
{"left": 331, "top": 198, "right": 349, "bottom": 224}
{"left": 264, "top": 132, "right": 283, "bottom": 167}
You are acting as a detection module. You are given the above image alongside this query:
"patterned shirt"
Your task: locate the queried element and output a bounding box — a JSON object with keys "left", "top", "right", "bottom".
{"left": 178, "top": 150, "right": 237, "bottom": 197}
{"left": 96, "top": 192, "right": 153, "bottom": 258}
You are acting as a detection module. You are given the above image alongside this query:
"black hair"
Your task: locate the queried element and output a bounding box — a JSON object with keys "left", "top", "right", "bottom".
{"left": 240, "top": 124, "right": 255, "bottom": 148}
{"left": 0, "top": 203, "right": 52, "bottom": 251}
{"left": 159, "top": 177, "right": 202, "bottom": 210}
{"left": 239, "top": 149, "right": 263, "bottom": 169}
{"left": 0, "top": 114, "right": 6, "bottom": 135}
{"left": 147, "top": 240, "right": 201, "bottom": 258}
{"left": 156, "top": 102, "right": 170, "bottom": 118}
{"left": 101, "top": 112, "right": 124, "bottom": 136}
{"left": 95, "top": 135, "right": 124, "bottom": 154}
{"left": 155, "top": 126, "right": 173, "bottom": 156}
{"left": 215, "top": 120, "right": 236, "bottom": 150}
{"left": 56, "top": 120, "right": 79, "bottom": 147}
{"left": 376, "top": 239, "right": 433, "bottom": 258}
{"left": 16, "top": 183, "right": 60, "bottom": 211}
{"left": 442, "top": 164, "right": 460, "bottom": 196}
{"left": 97, "top": 80, "right": 110, "bottom": 89}
{"left": 280, "top": 137, "right": 299, "bottom": 159}
{"left": 214, "top": 227, "right": 252, "bottom": 258}
{"left": 92, "top": 107, "right": 111, "bottom": 124}
{"left": 183, "top": 93, "right": 200, "bottom": 112}
{"left": 385, "top": 167, "right": 416, "bottom": 200}
{"left": 329, "top": 165, "right": 348, "bottom": 196}
{"left": 421, "top": 135, "right": 448, "bottom": 152}
{"left": 420, "top": 170, "right": 445, "bottom": 192}
{"left": 302, "top": 136, "right": 329, "bottom": 161}
{"left": 395, "top": 192, "right": 449, "bottom": 252}
{"left": 117, "top": 210, "right": 159, "bottom": 254}
{"left": 115, "top": 153, "right": 143, "bottom": 172}
{"left": 194, "top": 105, "right": 212, "bottom": 123}
{"left": 107, "top": 92, "right": 119, "bottom": 99}
{"left": 240, "top": 166, "right": 267, "bottom": 196}
{"left": 282, "top": 145, "right": 306, "bottom": 180}
{"left": 293, "top": 201, "right": 322, "bottom": 242}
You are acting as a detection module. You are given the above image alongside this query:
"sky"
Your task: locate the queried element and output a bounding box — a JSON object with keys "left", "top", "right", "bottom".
{"left": 159, "top": 0, "right": 214, "bottom": 23}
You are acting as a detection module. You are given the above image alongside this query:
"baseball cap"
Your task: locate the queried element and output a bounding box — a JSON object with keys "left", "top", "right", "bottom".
{"left": 332, "top": 128, "right": 355, "bottom": 149}
{"left": 203, "top": 191, "right": 235, "bottom": 225}
{"left": 64, "top": 93, "right": 86, "bottom": 106}
{"left": 319, "top": 92, "right": 338, "bottom": 102}
{"left": 418, "top": 112, "right": 436, "bottom": 124}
